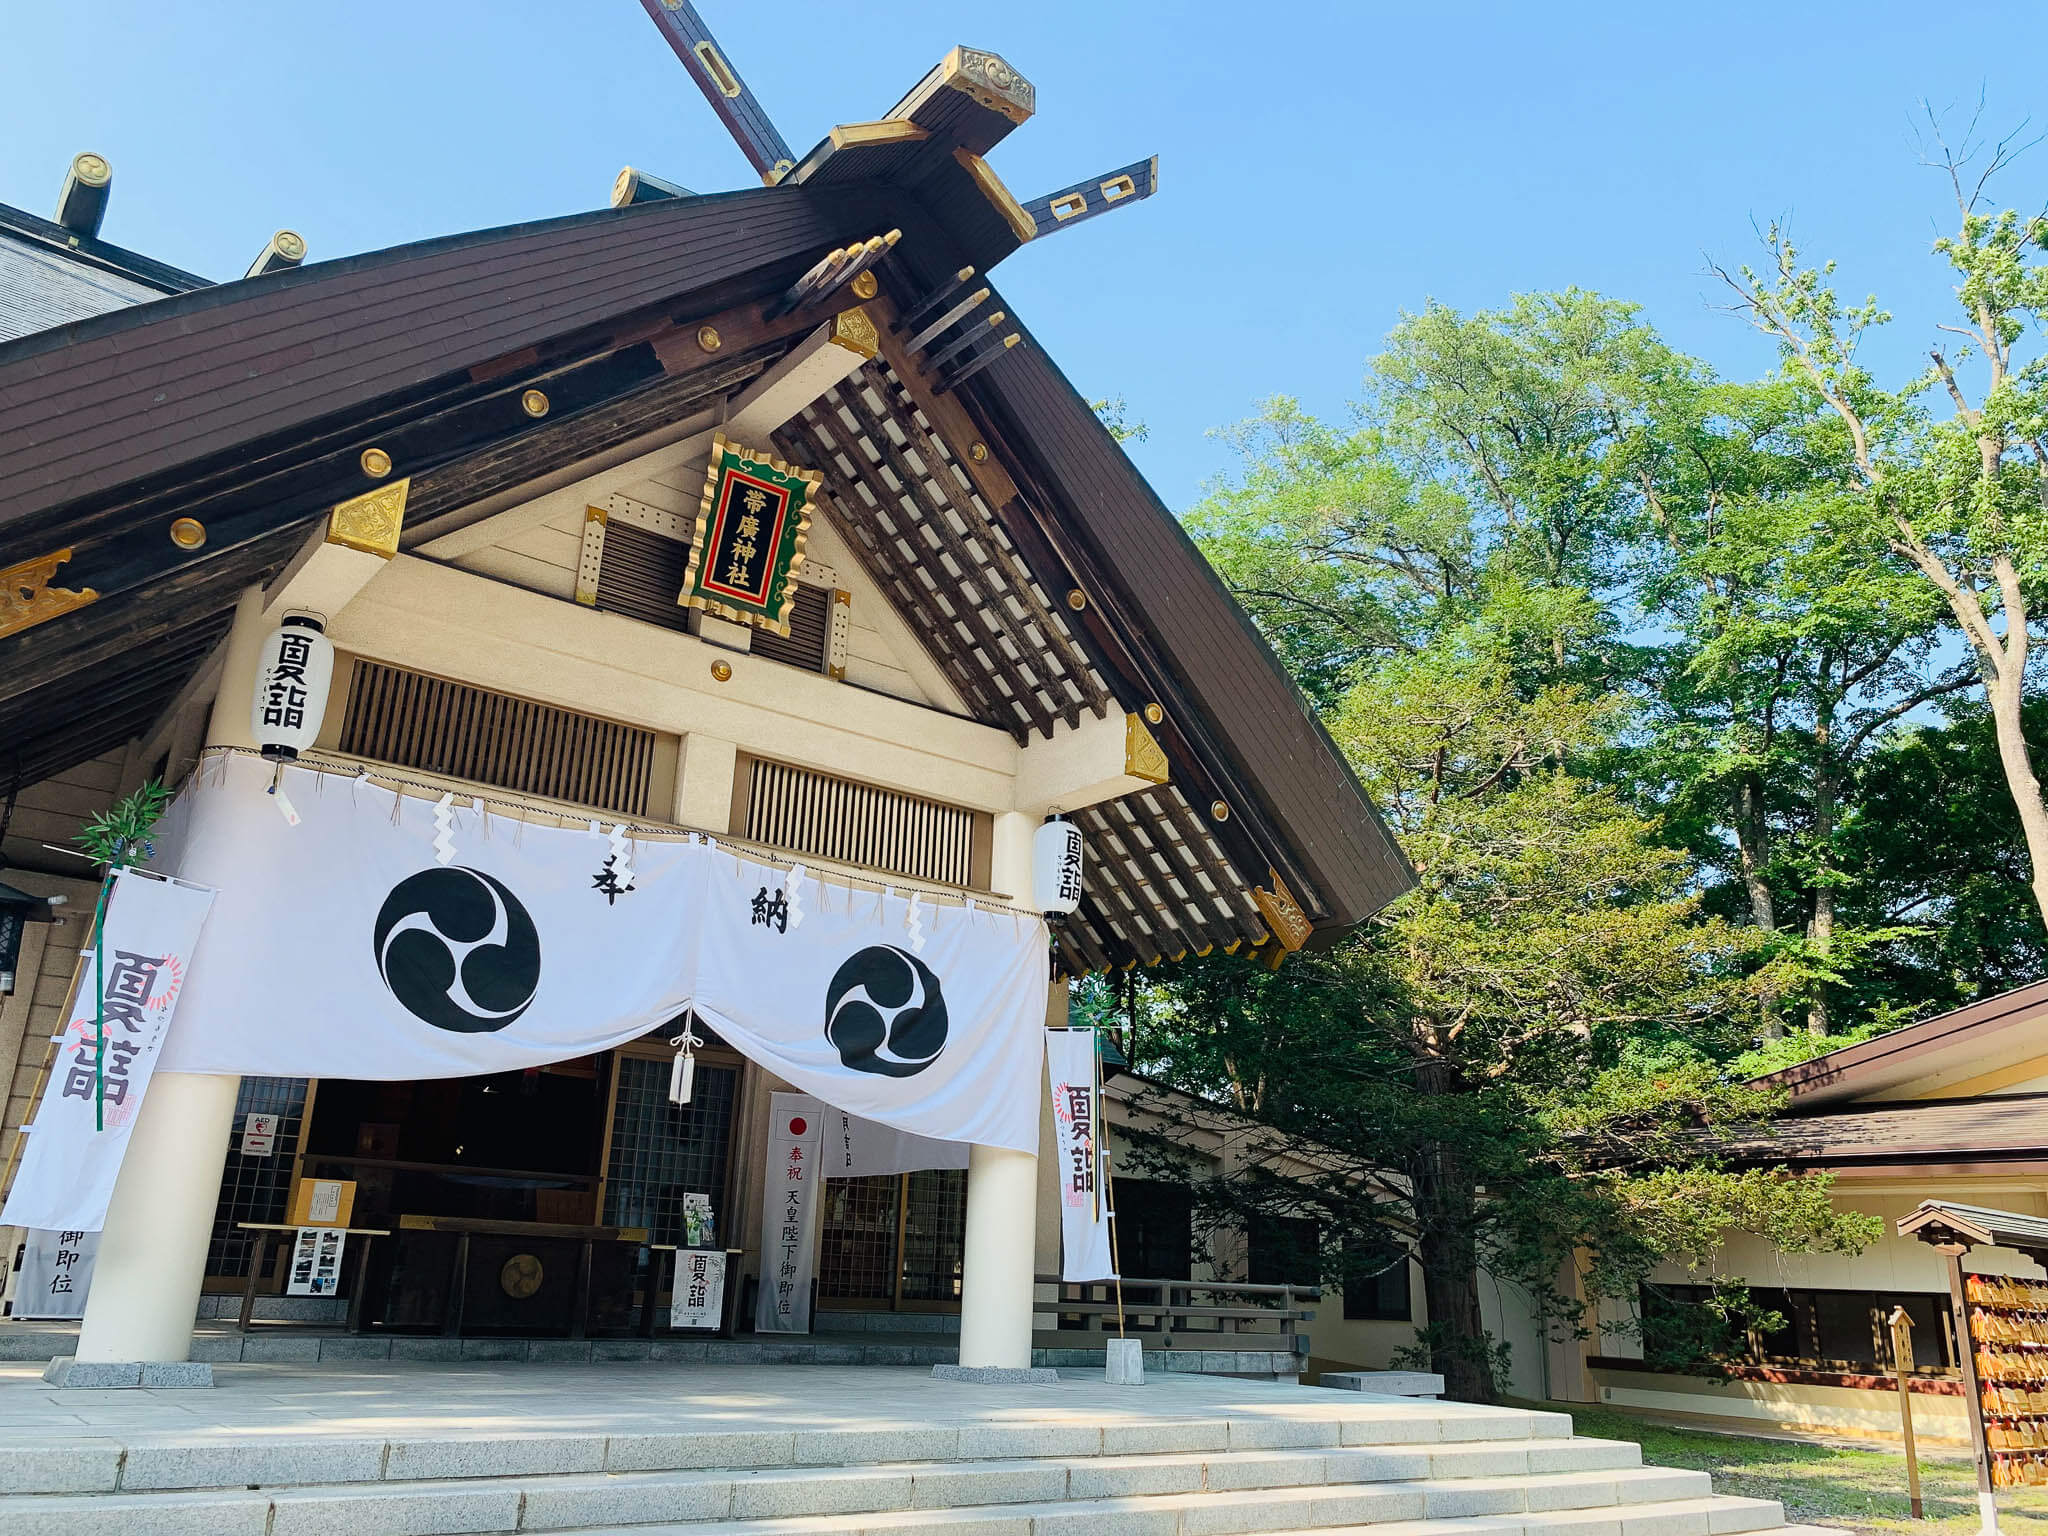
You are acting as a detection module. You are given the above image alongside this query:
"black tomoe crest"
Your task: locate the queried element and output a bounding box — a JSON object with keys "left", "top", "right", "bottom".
{"left": 824, "top": 945, "right": 948, "bottom": 1077}
{"left": 373, "top": 867, "right": 541, "bottom": 1033}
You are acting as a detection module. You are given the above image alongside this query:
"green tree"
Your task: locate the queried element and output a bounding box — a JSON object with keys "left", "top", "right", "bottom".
{"left": 1150, "top": 306, "right": 1880, "bottom": 1398}
{"left": 1716, "top": 116, "right": 2048, "bottom": 934}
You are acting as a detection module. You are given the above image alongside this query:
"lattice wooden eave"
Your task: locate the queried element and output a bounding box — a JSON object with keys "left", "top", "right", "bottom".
{"left": 777, "top": 364, "right": 1276, "bottom": 977}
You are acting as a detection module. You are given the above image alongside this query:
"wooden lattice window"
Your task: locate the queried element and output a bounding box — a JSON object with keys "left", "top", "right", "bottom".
{"left": 338, "top": 660, "right": 657, "bottom": 818}
{"left": 738, "top": 755, "right": 985, "bottom": 888}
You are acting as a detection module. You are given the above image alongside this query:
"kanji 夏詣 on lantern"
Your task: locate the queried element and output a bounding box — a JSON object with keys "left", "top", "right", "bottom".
{"left": 678, "top": 433, "right": 821, "bottom": 635}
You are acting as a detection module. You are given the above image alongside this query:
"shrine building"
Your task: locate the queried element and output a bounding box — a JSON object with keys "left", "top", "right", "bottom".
{"left": 0, "top": 38, "right": 1409, "bottom": 1378}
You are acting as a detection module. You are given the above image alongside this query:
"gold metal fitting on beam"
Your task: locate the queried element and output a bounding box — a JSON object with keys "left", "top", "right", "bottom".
{"left": 710, "top": 659, "right": 733, "bottom": 682}
{"left": 1209, "top": 799, "right": 1230, "bottom": 822}
{"left": 168, "top": 517, "right": 207, "bottom": 550}
{"left": 969, "top": 442, "right": 989, "bottom": 462}
{"left": 850, "top": 270, "right": 879, "bottom": 300}
{"left": 1251, "top": 870, "right": 1313, "bottom": 953}
{"left": 1124, "top": 714, "right": 1169, "bottom": 785}
{"left": 1065, "top": 589, "right": 1086, "bottom": 611}
{"left": 697, "top": 325, "right": 722, "bottom": 353}
{"left": 359, "top": 446, "right": 393, "bottom": 479}
{"left": 328, "top": 477, "right": 410, "bottom": 558}
{"left": 520, "top": 388, "right": 550, "bottom": 418}
{"left": 0, "top": 549, "right": 96, "bottom": 640}
{"left": 829, "top": 307, "right": 880, "bottom": 360}
{"left": 1143, "top": 702, "right": 1164, "bottom": 725}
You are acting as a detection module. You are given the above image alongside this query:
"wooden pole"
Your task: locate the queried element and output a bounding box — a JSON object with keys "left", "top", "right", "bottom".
{"left": 1890, "top": 1305, "right": 1925, "bottom": 1519}
{"left": 1103, "top": 1151, "right": 1125, "bottom": 1339}
{"left": 1942, "top": 1246, "right": 2001, "bottom": 1536}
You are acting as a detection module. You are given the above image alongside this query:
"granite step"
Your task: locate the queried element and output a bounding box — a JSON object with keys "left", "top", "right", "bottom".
{"left": 0, "top": 1407, "right": 1594, "bottom": 1495}
{"left": 533, "top": 1494, "right": 1789, "bottom": 1536}
{"left": 0, "top": 1461, "right": 1732, "bottom": 1536}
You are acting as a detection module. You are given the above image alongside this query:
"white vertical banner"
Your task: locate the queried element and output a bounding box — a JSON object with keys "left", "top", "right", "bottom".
{"left": 1, "top": 870, "right": 215, "bottom": 1233}
{"left": 1046, "top": 1029, "right": 1116, "bottom": 1282}
{"left": 13, "top": 1229, "right": 99, "bottom": 1319}
{"left": 756, "top": 1093, "right": 825, "bottom": 1333}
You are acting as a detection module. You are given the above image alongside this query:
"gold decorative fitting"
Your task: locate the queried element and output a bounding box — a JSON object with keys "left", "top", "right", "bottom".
{"left": 1065, "top": 589, "right": 1087, "bottom": 611}
{"left": 168, "top": 517, "right": 207, "bottom": 550}
{"left": 1209, "top": 799, "right": 1230, "bottom": 822}
{"left": 697, "top": 324, "right": 722, "bottom": 353}
{"left": 940, "top": 46, "right": 1036, "bottom": 123}
{"left": 359, "top": 446, "right": 393, "bottom": 479}
{"left": 585, "top": 505, "right": 608, "bottom": 525}
{"left": 693, "top": 39, "right": 741, "bottom": 98}
{"left": 969, "top": 442, "right": 989, "bottom": 462}
{"left": 1124, "top": 713, "right": 1169, "bottom": 785}
{"left": 829, "top": 306, "right": 880, "bottom": 360}
{"left": 72, "top": 152, "right": 111, "bottom": 186}
{"left": 327, "top": 477, "right": 410, "bottom": 558}
{"left": 952, "top": 148, "right": 1036, "bottom": 245}
{"left": 0, "top": 548, "right": 97, "bottom": 640}
{"left": 710, "top": 659, "right": 733, "bottom": 682}
{"left": 1252, "top": 869, "right": 1313, "bottom": 953}
{"left": 826, "top": 120, "right": 931, "bottom": 151}
{"left": 850, "top": 269, "right": 879, "bottom": 300}
{"left": 520, "top": 388, "right": 550, "bottom": 418}
{"left": 274, "top": 230, "right": 307, "bottom": 261}
{"left": 1143, "top": 701, "right": 1164, "bottom": 725}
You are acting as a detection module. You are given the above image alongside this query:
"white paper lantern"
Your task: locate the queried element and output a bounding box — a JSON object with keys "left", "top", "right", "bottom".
{"left": 1032, "top": 815, "right": 1085, "bottom": 915}
{"left": 249, "top": 615, "right": 334, "bottom": 761}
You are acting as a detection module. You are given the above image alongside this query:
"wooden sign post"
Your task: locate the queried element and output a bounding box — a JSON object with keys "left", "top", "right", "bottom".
{"left": 1889, "top": 1305, "right": 1925, "bottom": 1519}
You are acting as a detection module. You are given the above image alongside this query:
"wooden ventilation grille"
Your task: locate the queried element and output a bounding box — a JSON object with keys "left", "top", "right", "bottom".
{"left": 752, "top": 585, "right": 830, "bottom": 673}
{"left": 595, "top": 522, "right": 691, "bottom": 635}
{"left": 744, "top": 756, "right": 977, "bottom": 887}
{"left": 339, "top": 660, "right": 656, "bottom": 818}
{"left": 599, "top": 521, "right": 829, "bottom": 672}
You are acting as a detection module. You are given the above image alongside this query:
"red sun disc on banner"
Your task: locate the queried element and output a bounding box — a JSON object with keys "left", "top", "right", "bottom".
{"left": 789, "top": 1116, "right": 807, "bottom": 1135}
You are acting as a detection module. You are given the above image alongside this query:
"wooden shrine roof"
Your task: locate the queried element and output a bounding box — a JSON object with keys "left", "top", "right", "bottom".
{"left": 0, "top": 168, "right": 1410, "bottom": 970}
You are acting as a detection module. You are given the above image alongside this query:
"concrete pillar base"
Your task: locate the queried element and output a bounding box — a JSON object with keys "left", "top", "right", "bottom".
{"left": 930, "top": 1363, "right": 1059, "bottom": 1384}
{"left": 43, "top": 1356, "right": 213, "bottom": 1389}
{"left": 1105, "top": 1337, "right": 1145, "bottom": 1385}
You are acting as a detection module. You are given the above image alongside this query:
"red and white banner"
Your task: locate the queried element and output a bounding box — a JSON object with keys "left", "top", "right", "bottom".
{"left": 1, "top": 869, "right": 215, "bottom": 1232}
{"left": 1046, "top": 1028, "right": 1116, "bottom": 1282}
{"left": 754, "top": 1090, "right": 968, "bottom": 1333}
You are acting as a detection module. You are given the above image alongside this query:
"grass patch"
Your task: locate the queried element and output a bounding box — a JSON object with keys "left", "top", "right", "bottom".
{"left": 1535, "top": 1401, "right": 2048, "bottom": 1535}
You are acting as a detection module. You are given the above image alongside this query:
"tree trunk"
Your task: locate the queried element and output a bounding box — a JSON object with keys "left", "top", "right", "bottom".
{"left": 1416, "top": 1188, "right": 1493, "bottom": 1402}
{"left": 1987, "top": 661, "right": 2048, "bottom": 935}
{"left": 1732, "top": 773, "right": 1782, "bottom": 1038}
{"left": 1408, "top": 1051, "right": 1494, "bottom": 1403}
{"left": 1805, "top": 729, "right": 1836, "bottom": 1038}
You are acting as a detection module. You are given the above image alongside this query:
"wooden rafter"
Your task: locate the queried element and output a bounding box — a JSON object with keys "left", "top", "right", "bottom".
{"left": 831, "top": 374, "right": 1061, "bottom": 738}
{"left": 867, "top": 366, "right": 1110, "bottom": 726}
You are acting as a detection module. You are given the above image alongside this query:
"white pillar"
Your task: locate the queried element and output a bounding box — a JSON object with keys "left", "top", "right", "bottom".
{"left": 73, "top": 587, "right": 266, "bottom": 1367}
{"left": 957, "top": 810, "right": 1040, "bottom": 1369}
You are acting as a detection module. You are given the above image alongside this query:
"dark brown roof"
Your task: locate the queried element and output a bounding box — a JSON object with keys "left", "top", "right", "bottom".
{"left": 0, "top": 185, "right": 874, "bottom": 543}
{"left": 0, "top": 173, "right": 1410, "bottom": 943}
{"left": 1715, "top": 1093, "right": 2048, "bottom": 1168}
{"left": 1752, "top": 980, "right": 2048, "bottom": 1109}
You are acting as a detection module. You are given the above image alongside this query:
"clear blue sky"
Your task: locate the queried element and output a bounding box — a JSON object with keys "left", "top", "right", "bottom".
{"left": 5, "top": 2, "right": 2046, "bottom": 509}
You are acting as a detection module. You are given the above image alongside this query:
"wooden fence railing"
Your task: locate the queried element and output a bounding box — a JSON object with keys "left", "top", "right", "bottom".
{"left": 1034, "top": 1274, "right": 1318, "bottom": 1352}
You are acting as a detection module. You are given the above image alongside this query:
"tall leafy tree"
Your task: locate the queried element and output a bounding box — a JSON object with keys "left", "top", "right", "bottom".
{"left": 1155, "top": 302, "right": 1880, "bottom": 1400}
{"left": 1715, "top": 117, "right": 2048, "bottom": 933}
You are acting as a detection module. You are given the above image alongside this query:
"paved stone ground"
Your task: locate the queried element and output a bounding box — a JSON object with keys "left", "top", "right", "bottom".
{"left": 0, "top": 1358, "right": 1414, "bottom": 1447}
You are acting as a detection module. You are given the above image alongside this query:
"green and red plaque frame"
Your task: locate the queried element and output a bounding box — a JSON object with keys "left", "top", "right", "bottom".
{"left": 679, "top": 433, "right": 822, "bottom": 635}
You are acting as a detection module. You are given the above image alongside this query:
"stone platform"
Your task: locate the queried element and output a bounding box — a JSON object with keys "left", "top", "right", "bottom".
{"left": 0, "top": 1319, "right": 1301, "bottom": 1380}
{"left": 0, "top": 1358, "right": 1833, "bottom": 1536}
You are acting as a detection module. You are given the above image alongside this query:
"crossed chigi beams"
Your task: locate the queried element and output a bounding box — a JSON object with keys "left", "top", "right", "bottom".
{"left": 631, "top": 0, "right": 1158, "bottom": 241}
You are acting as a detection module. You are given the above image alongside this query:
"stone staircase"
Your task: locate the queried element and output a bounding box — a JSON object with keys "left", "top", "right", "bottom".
{"left": 0, "top": 1395, "right": 1832, "bottom": 1536}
